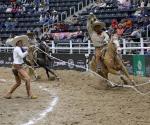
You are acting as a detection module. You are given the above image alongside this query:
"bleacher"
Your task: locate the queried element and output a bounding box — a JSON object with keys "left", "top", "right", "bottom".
{"left": 0, "top": 0, "right": 150, "bottom": 49}
{"left": 0, "top": 2, "right": 42, "bottom": 42}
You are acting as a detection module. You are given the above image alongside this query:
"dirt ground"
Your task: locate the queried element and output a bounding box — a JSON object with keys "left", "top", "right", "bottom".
{"left": 0, "top": 67, "right": 150, "bottom": 125}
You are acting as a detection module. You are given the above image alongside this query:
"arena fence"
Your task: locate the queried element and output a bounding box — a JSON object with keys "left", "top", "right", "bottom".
{"left": 0, "top": 52, "right": 150, "bottom": 77}
{"left": 1, "top": 38, "right": 150, "bottom": 54}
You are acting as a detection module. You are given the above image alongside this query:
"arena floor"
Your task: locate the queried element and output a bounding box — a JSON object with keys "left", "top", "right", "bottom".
{"left": 0, "top": 67, "right": 150, "bottom": 125}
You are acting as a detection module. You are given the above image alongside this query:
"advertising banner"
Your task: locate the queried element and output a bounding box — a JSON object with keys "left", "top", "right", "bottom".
{"left": 133, "top": 55, "right": 146, "bottom": 76}
{"left": 0, "top": 52, "right": 149, "bottom": 76}
{"left": 144, "top": 55, "right": 150, "bottom": 77}
{"left": 0, "top": 53, "right": 13, "bottom": 67}
{"left": 122, "top": 55, "right": 133, "bottom": 74}
{"left": 51, "top": 54, "right": 87, "bottom": 71}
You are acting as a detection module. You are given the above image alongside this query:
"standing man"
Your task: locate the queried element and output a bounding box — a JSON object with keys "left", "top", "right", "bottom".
{"left": 4, "top": 35, "right": 37, "bottom": 99}
{"left": 87, "top": 13, "right": 109, "bottom": 72}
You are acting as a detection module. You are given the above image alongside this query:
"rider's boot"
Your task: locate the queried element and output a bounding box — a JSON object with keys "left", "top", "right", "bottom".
{"left": 96, "top": 58, "right": 102, "bottom": 73}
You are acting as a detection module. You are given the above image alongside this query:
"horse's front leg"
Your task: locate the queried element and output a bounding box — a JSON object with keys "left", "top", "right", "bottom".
{"left": 120, "top": 63, "right": 135, "bottom": 85}
{"left": 45, "top": 68, "right": 50, "bottom": 79}
{"left": 115, "top": 56, "right": 135, "bottom": 85}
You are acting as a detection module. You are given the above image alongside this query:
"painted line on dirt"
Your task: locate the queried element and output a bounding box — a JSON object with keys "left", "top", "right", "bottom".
{"left": 0, "top": 78, "right": 7, "bottom": 82}
{"left": 21, "top": 85, "right": 59, "bottom": 125}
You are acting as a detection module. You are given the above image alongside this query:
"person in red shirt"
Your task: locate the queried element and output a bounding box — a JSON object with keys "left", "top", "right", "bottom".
{"left": 111, "top": 19, "right": 118, "bottom": 29}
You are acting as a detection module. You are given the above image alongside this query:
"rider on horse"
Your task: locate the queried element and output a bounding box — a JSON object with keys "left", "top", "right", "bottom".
{"left": 87, "top": 13, "right": 110, "bottom": 72}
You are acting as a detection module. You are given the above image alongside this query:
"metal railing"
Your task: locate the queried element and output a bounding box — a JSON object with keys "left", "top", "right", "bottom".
{"left": 69, "top": 6, "right": 75, "bottom": 16}
{"left": 42, "top": 22, "right": 50, "bottom": 33}
{"left": 1, "top": 38, "right": 150, "bottom": 54}
{"left": 147, "top": 24, "right": 150, "bottom": 40}
{"left": 61, "top": 11, "right": 68, "bottom": 21}
{"left": 78, "top": 2, "right": 83, "bottom": 11}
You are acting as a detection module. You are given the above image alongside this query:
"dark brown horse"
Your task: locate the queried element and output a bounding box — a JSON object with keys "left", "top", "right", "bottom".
{"left": 25, "top": 41, "right": 59, "bottom": 80}
{"left": 90, "top": 40, "right": 135, "bottom": 86}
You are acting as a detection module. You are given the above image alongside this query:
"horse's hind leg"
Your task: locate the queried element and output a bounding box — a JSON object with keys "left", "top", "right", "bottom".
{"left": 45, "top": 66, "right": 59, "bottom": 80}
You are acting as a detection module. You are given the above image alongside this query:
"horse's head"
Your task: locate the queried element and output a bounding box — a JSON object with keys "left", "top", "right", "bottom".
{"left": 87, "top": 13, "right": 97, "bottom": 34}
{"left": 87, "top": 13, "right": 97, "bottom": 25}
{"left": 39, "top": 41, "right": 49, "bottom": 52}
{"left": 107, "top": 40, "right": 117, "bottom": 53}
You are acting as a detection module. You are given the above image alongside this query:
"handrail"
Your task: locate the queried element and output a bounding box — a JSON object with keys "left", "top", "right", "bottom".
{"left": 91, "top": 0, "right": 95, "bottom": 3}
{"left": 78, "top": 2, "right": 83, "bottom": 11}
{"left": 42, "top": 22, "right": 50, "bottom": 33}
{"left": 61, "top": 11, "right": 67, "bottom": 21}
{"left": 1, "top": 38, "right": 150, "bottom": 54}
{"left": 69, "top": 6, "right": 75, "bottom": 16}
{"left": 85, "top": 0, "right": 88, "bottom": 6}
{"left": 147, "top": 24, "right": 150, "bottom": 39}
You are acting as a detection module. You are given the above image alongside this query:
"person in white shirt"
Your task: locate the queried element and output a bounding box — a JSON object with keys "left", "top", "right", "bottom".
{"left": 4, "top": 37, "right": 37, "bottom": 99}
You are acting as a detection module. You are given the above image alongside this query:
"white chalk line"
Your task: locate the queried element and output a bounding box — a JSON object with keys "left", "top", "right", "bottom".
{"left": 0, "top": 78, "right": 59, "bottom": 125}
{"left": 21, "top": 85, "right": 59, "bottom": 125}
{"left": 0, "top": 78, "right": 7, "bottom": 82}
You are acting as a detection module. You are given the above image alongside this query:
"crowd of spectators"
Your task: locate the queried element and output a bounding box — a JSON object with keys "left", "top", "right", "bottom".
{"left": 0, "top": 0, "right": 150, "bottom": 54}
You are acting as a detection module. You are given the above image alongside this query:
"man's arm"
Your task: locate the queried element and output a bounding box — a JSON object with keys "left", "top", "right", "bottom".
{"left": 16, "top": 47, "right": 28, "bottom": 58}
{"left": 103, "top": 32, "right": 110, "bottom": 43}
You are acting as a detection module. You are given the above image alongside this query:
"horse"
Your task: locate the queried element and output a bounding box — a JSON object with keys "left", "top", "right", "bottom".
{"left": 25, "top": 41, "right": 59, "bottom": 80}
{"left": 90, "top": 39, "right": 135, "bottom": 86}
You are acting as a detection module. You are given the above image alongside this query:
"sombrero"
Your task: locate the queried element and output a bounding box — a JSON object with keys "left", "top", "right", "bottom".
{"left": 92, "top": 20, "right": 105, "bottom": 30}
{"left": 9, "top": 35, "right": 29, "bottom": 46}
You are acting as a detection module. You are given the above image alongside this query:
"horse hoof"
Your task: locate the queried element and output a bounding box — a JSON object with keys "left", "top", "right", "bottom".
{"left": 48, "top": 76, "right": 55, "bottom": 81}
{"left": 36, "top": 75, "right": 41, "bottom": 80}
{"left": 56, "top": 77, "right": 60, "bottom": 81}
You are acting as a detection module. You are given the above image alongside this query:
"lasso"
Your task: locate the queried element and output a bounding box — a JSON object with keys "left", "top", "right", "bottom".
{"left": 35, "top": 46, "right": 150, "bottom": 95}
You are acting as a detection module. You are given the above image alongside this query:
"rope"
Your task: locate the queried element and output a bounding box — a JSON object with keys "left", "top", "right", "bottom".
{"left": 35, "top": 46, "right": 150, "bottom": 95}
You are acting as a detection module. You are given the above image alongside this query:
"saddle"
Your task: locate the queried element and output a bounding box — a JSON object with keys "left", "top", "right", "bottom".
{"left": 100, "top": 47, "right": 107, "bottom": 60}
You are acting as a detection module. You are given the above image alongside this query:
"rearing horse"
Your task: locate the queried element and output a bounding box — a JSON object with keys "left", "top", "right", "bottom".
{"left": 90, "top": 40, "right": 135, "bottom": 86}
{"left": 25, "top": 41, "right": 59, "bottom": 80}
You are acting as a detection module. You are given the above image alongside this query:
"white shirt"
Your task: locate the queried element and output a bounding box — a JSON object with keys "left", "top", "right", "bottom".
{"left": 13, "top": 46, "right": 28, "bottom": 64}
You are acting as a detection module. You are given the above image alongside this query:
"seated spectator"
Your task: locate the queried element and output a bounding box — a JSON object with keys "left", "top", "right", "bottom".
{"left": 134, "top": 8, "right": 142, "bottom": 16}
{"left": 76, "top": 31, "right": 84, "bottom": 42}
{"left": 0, "top": 38, "right": 3, "bottom": 46}
{"left": 83, "top": 32, "right": 89, "bottom": 43}
{"left": 143, "top": 16, "right": 149, "bottom": 27}
{"left": 140, "top": 0, "right": 145, "bottom": 8}
{"left": 116, "top": 23, "right": 125, "bottom": 37}
{"left": 6, "top": 7, "right": 12, "bottom": 12}
{"left": 39, "top": 14, "right": 44, "bottom": 24}
{"left": 130, "top": 28, "right": 141, "bottom": 42}
{"left": 118, "top": 0, "right": 131, "bottom": 9}
{"left": 125, "top": 19, "right": 133, "bottom": 29}
{"left": 147, "top": 1, "right": 150, "bottom": 7}
{"left": 5, "top": 34, "right": 15, "bottom": 47}
{"left": 124, "top": 27, "right": 133, "bottom": 35}
{"left": 123, "top": 0, "right": 131, "bottom": 9}
{"left": 111, "top": 19, "right": 118, "bottom": 29}
{"left": 141, "top": 7, "right": 149, "bottom": 16}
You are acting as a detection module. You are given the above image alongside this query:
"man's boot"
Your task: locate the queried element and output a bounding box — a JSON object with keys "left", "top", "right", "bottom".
{"left": 96, "top": 60, "right": 101, "bottom": 73}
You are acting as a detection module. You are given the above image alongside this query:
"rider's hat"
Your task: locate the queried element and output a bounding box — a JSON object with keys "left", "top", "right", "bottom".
{"left": 8, "top": 35, "right": 29, "bottom": 46}
{"left": 92, "top": 20, "right": 105, "bottom": 30}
